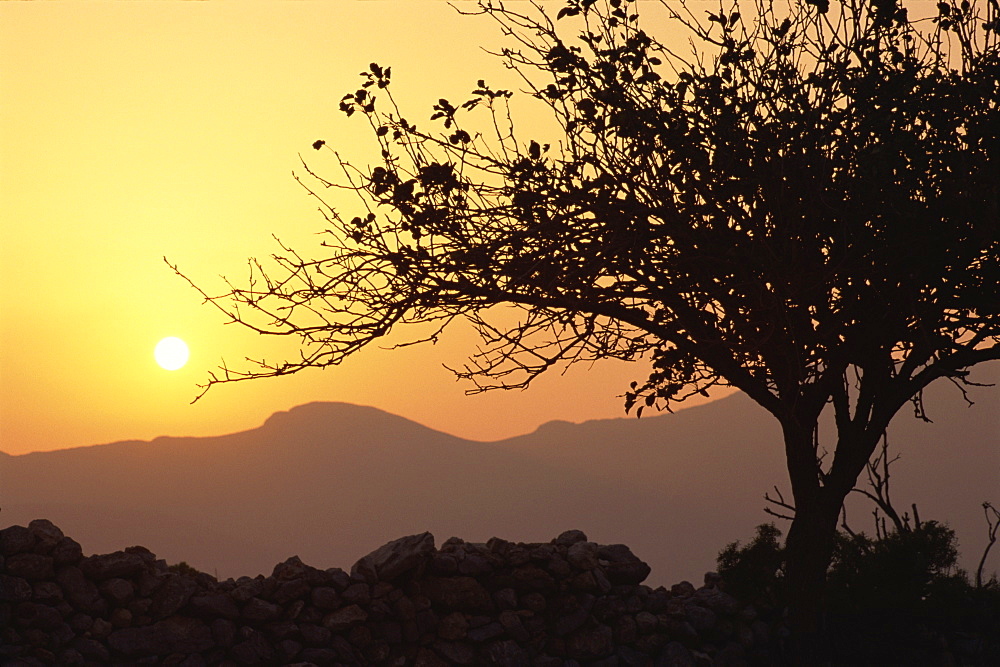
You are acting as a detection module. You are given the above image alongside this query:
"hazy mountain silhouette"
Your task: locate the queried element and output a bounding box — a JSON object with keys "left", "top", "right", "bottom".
{"left": 2, "top": 363, "right": 997, "bottom": 585}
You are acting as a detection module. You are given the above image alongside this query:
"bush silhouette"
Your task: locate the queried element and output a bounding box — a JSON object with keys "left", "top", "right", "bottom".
{"left": 718, "top": 521, "right": 1000, "bottom": 664}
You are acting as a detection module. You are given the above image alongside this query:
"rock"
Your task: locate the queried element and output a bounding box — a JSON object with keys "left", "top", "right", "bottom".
{"left": 91, "top": 617, "right": 113, "bottom": 638}
{"left": 431, "top": 552, "right": 459, "bottom": 575}
{"left": 285, "top": 597, "right": 305, "bottom": 620}
{"left": 498, "top": 610, "right": 530, "bottom": 643}
{"left": 438, "top": 611, "right": 469, "bottom": 640}
{"left": 433, "top": 640, "right": 477, "bottom": 664}
{"left": 272, "top": 578, "right": 311, "bottom": 604}
{"left": 618, "top": 644, "right": 653, "bottom": 667}
{"left": 15, "top": 601, "right": 64, "bottom": 630}
{"left": 521, "top": 591, "right": 546, "bottom": 613}
{"left": 567, "top": 542, "right": 601, "bottom": 571}
{"left": 32, "top": 580, "right": 63, "bottom": 603}
{"left": 670, "top": 581, "right": 696, "bottom": 598}
{"left": 352, "top": 532, "right": 435, "bottom": 584}
{"left": 393, "top": 595, "right": 416, "bottom": 622}
{"left": 231, "top": 630, "right": 274, "bottom": 664}
{"left": 693, "top": 587, "right": 739, "bottom": 616}
{"left": 6, "top": 553, "right": 55, "bottom": 581}
{"left": 684, "top": 604, "right": 716, "bottom": 633}
{"left": 553, "top": 530, "right": 589, "bottom": 547}
{"left": 503, "top": 564, "right": 557, "bottom": 593}
{"left": 268, "top": 619, "right": 301, "bottom": 641}
{"left": 614, "top": 614, "right": 638, "bottom": 644}
{"left": 311, "top": 586, "right": 340, "bottom": 610}
{"left": 0, "top": 525, "right": 35, "bottom": 556}
{"left": 341, "top": 582, "right": 371, "bottom": 606}
{"left": 210, "top": 617, "right": 237, "bottom": 647}
{"left": 242, "top": 597, "right": 281, "bottom": 621}
{"left": 703, "top": 572, "right": 723, "bottom": 589}
{"left": 110, "top": 607, "right": 133, "bottom": 628}
{"left": 51, "top": 537, "right": 84, "bottom": 566}
{"left": 597, "top": 545, "right": 651, "bottom": 585}
{"left": 150, "top": 573, "right": 197, "bottom": 619}
{"left": 300, "top": 623, "right": 332, "bottom": 645}
{"left": 636, "top": 611, "right": 659, "bottom": 634}
{"left": 272, "top": 555, "right": 310, "bottom": 581}
{"left": 56, "top": 566, "right": 107, "bottom": 615}
{"left": 555, "top": 598, "right": 592, "bottom": 636}
{"left": 70, "top": 636, "right": 110, "bottom": 662}
{"left": 486, "top": 639, "right": 531, "bottom": 666}
{"left": 27, "top": 520, "right": 64, "bottom": 552}
{"left": 592, "top": 595, "right": 626, "bottom": 623}
{"left": 100, "top": 577, "right": 134, "bottom": 605}
{"left": 230, "top": 577, "right": 265, "bottom": 602}
{"left": 189, "top": 592, "right": 240, "bottom": 618}
{"left": 660, "top": 616, "right": 699, "bottom": 644}
{"left": 108, "top": 615, "right": 214, "bottom": 656}
{"left": 124, "top": 545, "right": 157, "bottom": 564}
{"left": 277, "top": 638, "right": 304, "bottom": 662}
{"left": 458, "top": 552, "right": 495, "bottom": 576}
{"left": 0, "top": 575, "right": 32, "bottom": 605}
{"left": 325, "top": 567, "right": 351, "bottom": 591}
{"left": 79, "top": 551, "right": 145, "bottom": 581}
{"left": 494, "top": 587, "right": 517, "bottom": 610}
{"left": 421, "top": 576, "right": 493, "bottom": 613}
{"left": 567, "top": 623, "right": 614, "bottom": 660}
{"left": 322, "top": 603, "right": 368, "bottom": 630}
{"left": 657, "top": 641, "right": 696, "bottom": 667}
{"left": 646, "top": 588, "right": 672, "bottom": 614}
{"left": 545, "top": 555, "right": 573, "bottom": 579}
{"left": 416, "top": 646, "right": 451, "bottom": 667}
{"left": 300, "top": 647, "right": 341, "bottom": 663}
{"left": 467, "top": 620, "right": 504, "bottom": 642}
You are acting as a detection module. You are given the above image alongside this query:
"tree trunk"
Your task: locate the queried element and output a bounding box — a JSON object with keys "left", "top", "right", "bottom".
{"left": 783, "top": 492, "right": 843, "bottom": 661}
{"left": 778, "top": 412, "right": 855, "bottom": 664}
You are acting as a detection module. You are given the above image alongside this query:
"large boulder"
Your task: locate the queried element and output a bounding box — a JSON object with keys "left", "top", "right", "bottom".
{"left": 79, "top": 551, "right": 146, "bottom": 581}
{"left": 598, "top": 544, "right": 652, "bottom": 586}
{"left": 351, "top": 532, "right": 435, "bottom": 584}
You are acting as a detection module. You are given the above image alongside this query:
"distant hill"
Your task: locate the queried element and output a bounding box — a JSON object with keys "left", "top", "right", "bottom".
{"left": 2, "top": 363, "right": 997, "bottom": 586}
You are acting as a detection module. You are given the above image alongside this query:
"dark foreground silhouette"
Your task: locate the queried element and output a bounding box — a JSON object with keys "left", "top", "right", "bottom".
{"left": 2, "top": 520, "right": 766, "bottom": 665}
{"left": 2, "top": 520, "right": 998, "bottom": 665}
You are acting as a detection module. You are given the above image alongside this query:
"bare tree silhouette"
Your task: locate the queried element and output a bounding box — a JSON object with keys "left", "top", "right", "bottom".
{"left": 172, "top": 0, "right": 1000, "bottom": 651}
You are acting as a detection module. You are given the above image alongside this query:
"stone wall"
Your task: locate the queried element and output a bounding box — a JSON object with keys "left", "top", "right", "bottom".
{"left": 0, "top": 520, "right": 777, "bottom": 666}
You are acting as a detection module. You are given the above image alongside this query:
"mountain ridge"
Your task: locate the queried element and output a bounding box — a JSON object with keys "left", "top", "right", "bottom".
{"left": 2, "top": 365, "right": 996, "bottom": 586}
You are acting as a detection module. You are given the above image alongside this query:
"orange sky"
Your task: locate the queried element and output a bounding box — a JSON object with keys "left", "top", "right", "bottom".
{"left": 0, "top": 2, "right": 727, "bottom": 456}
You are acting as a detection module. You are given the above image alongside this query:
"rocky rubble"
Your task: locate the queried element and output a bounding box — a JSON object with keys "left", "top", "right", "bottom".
{"left": 0, "top": 520, "right": 778, "bottom": 665}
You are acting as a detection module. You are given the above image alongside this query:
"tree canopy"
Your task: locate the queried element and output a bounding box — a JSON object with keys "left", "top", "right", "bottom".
{"left": 176, "top": 0, "right": 1000, "bottom": 644}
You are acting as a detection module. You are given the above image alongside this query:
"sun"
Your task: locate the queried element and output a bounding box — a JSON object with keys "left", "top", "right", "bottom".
{"left": 154, "top": 337, "right": 190, "bottom": 371}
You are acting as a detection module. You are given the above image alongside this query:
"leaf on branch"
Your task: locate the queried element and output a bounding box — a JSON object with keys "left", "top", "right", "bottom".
{"left": 312, "top": 140, "right": 325, "bottom": 150}
{"left": 774, "top": 18, "right": 792, "bottom": 39}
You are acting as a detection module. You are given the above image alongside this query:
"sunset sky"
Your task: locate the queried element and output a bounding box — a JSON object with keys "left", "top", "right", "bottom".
{"left": 0, "top": 1, "right": 727, "bottom": 456}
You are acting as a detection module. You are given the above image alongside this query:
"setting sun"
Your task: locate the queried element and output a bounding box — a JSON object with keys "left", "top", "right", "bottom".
{"left": 154, "top": 337, "right": 189, "bottom": 371}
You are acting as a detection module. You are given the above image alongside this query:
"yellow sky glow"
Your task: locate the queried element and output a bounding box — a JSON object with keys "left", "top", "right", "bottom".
{"left": 0, "top": 2, "right": 725, "bottom": 455}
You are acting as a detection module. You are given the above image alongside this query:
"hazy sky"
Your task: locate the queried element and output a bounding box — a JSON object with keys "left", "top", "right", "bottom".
{"left": 1, "top": 1, "right": 725, "bottom": 455}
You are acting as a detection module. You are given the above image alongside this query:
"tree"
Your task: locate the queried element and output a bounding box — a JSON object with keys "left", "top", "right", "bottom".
{"left": 718, "top": 519, "right": 1000, "bottom": 663}
{"left": 174, "top": 0, "right": 1000, "bottom": 646}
